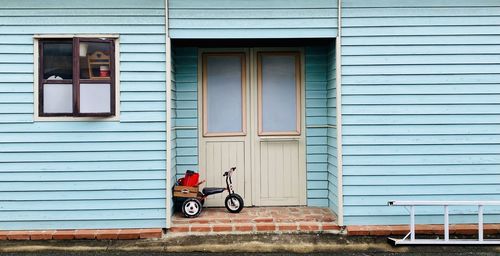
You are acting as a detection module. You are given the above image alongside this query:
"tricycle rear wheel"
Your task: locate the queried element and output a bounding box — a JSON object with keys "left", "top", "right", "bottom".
{"left": 225, "top": 194, "right": 244, "bottom": 213}
{"left": 182, "top": 198, "right": 202, "bottom": 218}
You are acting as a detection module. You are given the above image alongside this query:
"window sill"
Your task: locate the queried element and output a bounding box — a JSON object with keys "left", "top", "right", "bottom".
{"left": 34, "top": 115, "right": 120, "bottom": 122}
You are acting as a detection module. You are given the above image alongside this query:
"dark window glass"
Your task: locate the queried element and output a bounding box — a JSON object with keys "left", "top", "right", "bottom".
{"left": 42, "top": 42, "right": 73, "bottom": 80}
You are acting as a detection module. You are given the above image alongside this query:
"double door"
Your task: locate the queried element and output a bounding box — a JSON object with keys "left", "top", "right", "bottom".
{"left": 198, "top": 48, "right": 306, "bottom": 207}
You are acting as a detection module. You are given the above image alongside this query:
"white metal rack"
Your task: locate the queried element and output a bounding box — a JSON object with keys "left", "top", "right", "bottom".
{"left": 388, "top": 201, "right": 500, "bottom": 245}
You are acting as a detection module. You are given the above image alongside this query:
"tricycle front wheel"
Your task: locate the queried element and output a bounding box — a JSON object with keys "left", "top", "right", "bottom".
{"left": 225, "top": 194, "right": 244, "bottom": 213}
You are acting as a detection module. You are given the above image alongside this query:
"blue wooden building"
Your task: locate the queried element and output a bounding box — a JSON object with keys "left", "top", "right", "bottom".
{"left": 0, "top": 0, "right": 499, "bottom": 231}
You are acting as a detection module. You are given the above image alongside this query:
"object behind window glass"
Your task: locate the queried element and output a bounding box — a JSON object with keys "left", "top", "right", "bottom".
{"left": 80, "top": 42, "right": 111, "bottom": 80}
{"left": 43, "top": 42, "right": 73, "bottom": 80}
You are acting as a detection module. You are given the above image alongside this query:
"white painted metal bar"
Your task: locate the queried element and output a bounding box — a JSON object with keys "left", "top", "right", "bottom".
{"left": 388, "top": 238, "right": 500, "bottom": 245}
{"left": 388, "top": 200, "right": 500, "bottom": 246}
{"left": 444, "top": 205, "right": 449, "bottom": 242}
{"left": 389, "top": 201, "right": 500, "bottom": 206}
{"left": 410, "top": 206, "right": 415, "bottom": 241}
{"left": 478, "top": 205, "right": 484, "bottom": 242}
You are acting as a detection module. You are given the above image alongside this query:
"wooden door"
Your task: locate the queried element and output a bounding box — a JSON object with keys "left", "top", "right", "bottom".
{"left": 199, "top": 48, "right": 306, "bottom": 207}
{"left": 251, "top": 50, "right": 306, "bottom": 206}
{"left": 198, "top": 50, "right": 251, "bottom": 206}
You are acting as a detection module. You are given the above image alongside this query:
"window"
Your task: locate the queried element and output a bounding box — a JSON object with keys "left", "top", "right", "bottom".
{"left": 38, "top": 38, "right": 116, "bottom": 117}
{"left": 202, "top": 53, "right": 247, "bottom": 136}
{"left": 258, "top": 52, "right": 301, "bottom": 135}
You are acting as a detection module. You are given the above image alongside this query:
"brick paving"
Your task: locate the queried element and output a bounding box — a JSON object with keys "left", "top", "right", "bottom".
{"left": 169, "top": 207, "right": 340, "bottom": 235}
{"left": 347, "top": 224, "right": 500, "bottom": 236}
{"left": 0, "top": 229, "right": 162, "bottom": 241}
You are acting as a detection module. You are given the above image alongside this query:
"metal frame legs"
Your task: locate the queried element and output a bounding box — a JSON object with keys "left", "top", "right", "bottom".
{"left": 388, "top": 201, "right": 500, "bottom": 245}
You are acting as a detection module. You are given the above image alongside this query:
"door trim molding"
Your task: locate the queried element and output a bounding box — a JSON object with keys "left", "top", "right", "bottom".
{"left": 336, "top": 0, "right": 344, "bottom": 226}
{"left": 164, "top": 0, "right": 172, "bottom": 229}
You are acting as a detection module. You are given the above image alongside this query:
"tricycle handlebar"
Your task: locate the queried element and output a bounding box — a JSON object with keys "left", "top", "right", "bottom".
{"left": 223, "top": 167, "right": 236, "bottom": 177}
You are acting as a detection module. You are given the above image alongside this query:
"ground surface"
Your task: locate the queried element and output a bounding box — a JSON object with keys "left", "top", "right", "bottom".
{"left": 0, "top": 233, "right": 498, "bottom": 255}
{"left": 0, "top": 252, "right": 497, "bottom": 256}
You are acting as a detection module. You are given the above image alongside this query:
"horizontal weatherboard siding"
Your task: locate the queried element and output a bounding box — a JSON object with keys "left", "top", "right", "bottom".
{"left": 173, "top": 47, "right": 199, "bottom": 177}
{"left": 341, "top": 0, "right": 500, "bottom": 225}
{"left": 326, "top": 41, "right": 338, "bottom": 214}
{"left": 168, "top": 0, "right": 338, "bottom": 39}
{"left": 305, "top": 46, "right": 330, "bottom": 207}
{"left": 0, "top": 0, "right": 167, "bottom": 230}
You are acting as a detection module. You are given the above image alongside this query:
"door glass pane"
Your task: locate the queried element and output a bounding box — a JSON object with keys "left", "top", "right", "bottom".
{"left": 260, "top": 54, "right": 298, "bottom": 133}
{"left": 205, "top": 55, "right": 244, "bottom": 134}
{"left": 79, "top": 42, "right": 112, "bottom": 80}
{"left": 42, "top": 42, "right": 73, "bottom": 80}
{"left": 80, "top": 83, "right": 111, "bottom": 113}
{"left": 43, "top": 83, "right": 73, "bottom": 113}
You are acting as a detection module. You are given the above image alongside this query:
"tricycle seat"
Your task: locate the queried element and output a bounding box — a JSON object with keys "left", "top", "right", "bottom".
{"left": 202, "top": 187, "right": 225, "bottom": 196}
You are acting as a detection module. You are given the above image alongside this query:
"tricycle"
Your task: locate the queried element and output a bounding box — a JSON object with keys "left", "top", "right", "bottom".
{"left": 173, "top": 167, "right": 244, "bottom": 218}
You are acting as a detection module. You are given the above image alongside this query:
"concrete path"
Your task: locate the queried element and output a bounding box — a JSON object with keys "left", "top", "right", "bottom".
{"left": 0, "top": 252, "right": 497, "bottom": 256}
{"left": 0, "top": 234, "right": 498, "bottom": 255}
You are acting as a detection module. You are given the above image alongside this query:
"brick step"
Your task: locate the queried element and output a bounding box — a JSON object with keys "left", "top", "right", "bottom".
{"left": 173, "top": 207, "right": 336, "bottom": 223}
{"left": 172, "top": 216, "right": 336, "bottom": 225}
{"left": 170, "top": 221, "right": 341, "bottom": 234}
{"left": 169, "top": 207, "right": 340, "bottom": 234}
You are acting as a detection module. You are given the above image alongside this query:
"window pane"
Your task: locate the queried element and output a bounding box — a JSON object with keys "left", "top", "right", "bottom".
{"left": 43, "top": 84, "right": 73, "bottom": 113}
{"left": 80, "top": 42, "right": 112, "bottom": 80}
{"left": 206, "top": 55, "right": 243, "bottom": 134}
{"left": 80, "top": 83, "right": 111, "bottom": 113}
{"left": 261, "top": 55, "right": 298, "bottom": 133}
{"left": 43, "top": 42, "right": 73, "bottom": 80}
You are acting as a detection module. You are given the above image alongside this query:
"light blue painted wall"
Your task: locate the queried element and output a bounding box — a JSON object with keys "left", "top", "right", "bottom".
{"left": 168, "top": 0, "right": 338, "bottom": 39}
{"left": 0, "top": 0, "right": 167, "bottom": 230}
{"left": 173, "top": 47, "right": 199, "bottom": 178}
{"left": 341, "top": 0, "right": 500, "bottom": 225}
{"left": 326, "top": 42, "right": 338, "bottom": 214}
{"left": 305, "top": 46, "right": 330, "bottom": 207}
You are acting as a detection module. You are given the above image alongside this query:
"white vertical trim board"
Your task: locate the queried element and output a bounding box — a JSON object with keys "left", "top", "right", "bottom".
{"left": 335, "top": 0, "right": 344, "bottom": 227}
{"left": 165, "top": 0, "right": 173, "bottom": 229}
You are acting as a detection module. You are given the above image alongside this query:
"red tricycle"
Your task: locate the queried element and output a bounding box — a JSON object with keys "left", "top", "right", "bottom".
{"left": 173, "top": 167, "right": 244, "bottom": 218}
